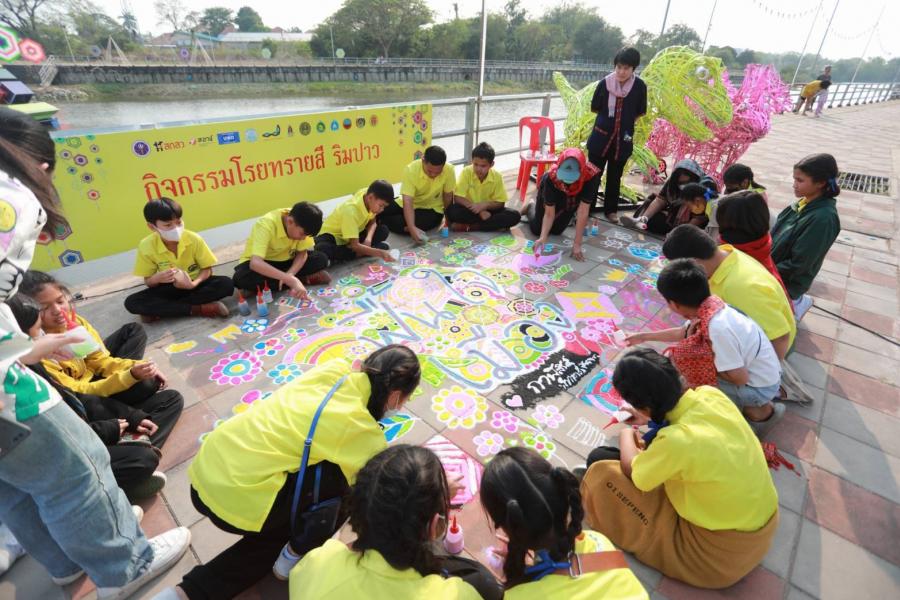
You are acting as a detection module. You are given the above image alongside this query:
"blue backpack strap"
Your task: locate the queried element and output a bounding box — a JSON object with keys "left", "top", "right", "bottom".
{"left": 290, "top": 374, "right": 348, "bottom": 529}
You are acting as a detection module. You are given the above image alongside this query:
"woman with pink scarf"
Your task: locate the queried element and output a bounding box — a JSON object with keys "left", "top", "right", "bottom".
{"left": 586, "top": 47, "right": 647, "bottom": 224}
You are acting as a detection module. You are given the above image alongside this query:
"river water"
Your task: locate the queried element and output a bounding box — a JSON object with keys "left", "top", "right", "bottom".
{"left": 55, "top": 93, "right": 567, "bottom": 171}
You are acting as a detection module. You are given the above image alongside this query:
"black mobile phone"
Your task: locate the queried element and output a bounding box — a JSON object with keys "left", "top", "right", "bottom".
{"left": 0, "top": 413, "right": 31, "bottom": 459}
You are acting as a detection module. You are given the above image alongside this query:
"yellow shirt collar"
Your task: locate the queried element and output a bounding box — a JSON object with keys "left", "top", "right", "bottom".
{"left": 356, "top": 548, "right": 424, "bottom": 580}
{"left": 666, "top": 388, "right": 698, "bottom": 423}
{"left": 152, "top": 229, "right": 192, "bottom": 257}
{"left": 710, "top": 244, "right": 736, "bottom": 287}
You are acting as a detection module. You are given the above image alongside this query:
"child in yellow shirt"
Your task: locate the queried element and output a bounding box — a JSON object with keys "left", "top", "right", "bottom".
{"left": 314, "top": 180, "right": 395, "bottom": 264}
{"left": 125, "top": 198, "right": 233, "bottom": 322}
{"left": 445, "top": 142, "right": 520, "bottom": 232}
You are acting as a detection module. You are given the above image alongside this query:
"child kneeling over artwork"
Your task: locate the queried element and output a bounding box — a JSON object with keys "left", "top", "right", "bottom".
{"left": 233, "top": 202, "right": 331, "bottom": 301}
{"left": 623, "top": 259, "right": 785, "bottom": 436}
{"left": 580, "top": 348, "right": 779, "bottom": 589}
{"left": 291, "top": 444, "right": 502, "bottom": 600}
{"left": 125, "top": 197, "right": 234, "bottom": 322}
{"left": 444, "top": 142, "right": 520, "bottom": 232}
{"left": 480, "top": 447, "right": 646, "bottom": 599}
{"left": 314, "top": 179, "right": 396, "bottom": 264}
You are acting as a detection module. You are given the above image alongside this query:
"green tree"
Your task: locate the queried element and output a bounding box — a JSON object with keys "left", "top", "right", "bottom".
{"left": 657, "top": 24, "right": 702, "bottom": 51}
{"left": 413, "top": 18, "right": 469, "bottom": 59}
{"left": 0, "top": 0, "right": 53, "bottom": 38}
{"left": 706, "top": 45, "right": 738, "bottom": 69}
{"left": 736, "top": 48, "right": 757, "bottom": 67}
{"left": 462, "top": 13, "right": 507, "bottom": 60}
{"left": 154, "top": 0, "right": 198, "bottom": 31}
{"left": 311, "top": 0, "right": 432, "bottom": 58}
{"left": 199, "top": 6, "right": 232, "bottom": 36}
{"left": 69, "top": 5, "right": 135, "bottom": 51}
{"left": 573, "top": 17, "right": 624, "bottom": 64}
{"left": 628, "top": 28, "right": 658, "bottom": 60}
{"left": 235, "top": 6, "right": 267, "bottom": 32}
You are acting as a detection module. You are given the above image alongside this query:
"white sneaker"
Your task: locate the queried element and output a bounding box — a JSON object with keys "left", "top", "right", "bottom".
{"left": 0, "top": 523, "right": 25, "bottom": 577}
{"left": 150, "top": 587, "right": 182, "bottom": 600}
{"left": 272, "top": 543, "right": 302, "bottom": 580}
{"left": 96, "top": 527, "right": 191, "bottom": 600}
{"left": 793, "top": 294, "right": 814, "bottom": 320}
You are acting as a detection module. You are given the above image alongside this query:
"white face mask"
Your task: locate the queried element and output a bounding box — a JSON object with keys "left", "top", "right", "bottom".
{"left": 0, "top": 173, "right": 46, "bottom": 302}
{"left": 157, "top": 224, "right": 184, "bottom": 242}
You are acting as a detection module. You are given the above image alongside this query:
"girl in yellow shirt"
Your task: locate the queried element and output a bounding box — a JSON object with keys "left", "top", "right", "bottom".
{"left": 480, "top": 447, "right": 647, "bottom": 600}
{"left": 161, "top": 345, "right": 421, "bottom": 600}
{"left": 291, "top": 444, "right": 502, "bottom": 600}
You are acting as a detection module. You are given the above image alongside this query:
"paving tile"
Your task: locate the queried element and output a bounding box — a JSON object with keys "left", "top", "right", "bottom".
{"left": 822, "top": 392, "right": 900, "bottom": 457}
{"left": 157, "top": 401, "right": 220, "bottom": 471}
{"left": 791, "top": 519, "right": 900, "bottom": 599}
{"left": 844, "top": 290, "right": 897, "bottom": 318}
{"left": 808, "top": 280, "right": 847, "bottom": 305}
{"left": 804, "top": 467, "right": 900, "bottom": 567}
{"left": 850, "top": 265, "right": 899, "bottom": 288}
{"left": 766, "top": 411, "right": 818, "bottom": 462}
{"left": 785, "top": 352, "right": 829, "bottom": 391}
{"left": 836, "top": 321, "right": 900, "bottom": 360}
{"left": 818, "top": 259, "right": 849, "bottom": 276}
{"left": 161, "top": 461, "right": 204, "bottom": 528}
{"left": 0, "top": 555, "right": 66, "bottom": 600}
{"left": 784, "top": 384, "right": 826, "bottom": 424}
{"left": 798, "top": 310, "right": 839, "bottom": 339}
{"left": 762, "top": 508, "right": 802, "bottom": 578}
{"left": 840, "top": 304, "right": 899, "bottom": 340}
{"left": 844, "top": 277, "right": 899, "bottom": 303}
{"left": 814, "top": 427, "right": 900, "bottom": 504}
{"left": 135, "top": 493, "right": 178, "bottom": 538}
{"left": 787, "top": 585, "right": 817, "bottom": 600}
{"left": 656, "top": 566, "right": 785, "bottom": 600}
{"left": 827, "top": 366, "right": 900, "bottom": 418}
{"left": 832, "top": 342, "right": 899, "bottom": 387}
{"left": 771, "top": 451, "right": 812, "bottom": 514}
{"left": 791, "top": 330, "right": 835, "bottom": 363}
{"left": 189, "top": 517, "right": 241, "bottom": 564}
{"left": 851, "top": 252, "right": 898, "bottom": 270}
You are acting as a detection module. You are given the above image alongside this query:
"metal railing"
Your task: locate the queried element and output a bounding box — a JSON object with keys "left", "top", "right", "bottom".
{"left": 788, "top": 81, "right": 898, "bottom": 108}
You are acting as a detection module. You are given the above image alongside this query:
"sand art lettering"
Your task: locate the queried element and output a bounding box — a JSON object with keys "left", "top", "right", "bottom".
{"left": 567, "top": 417, "right": 606, "bottom": 448}
{"left": 499, "top": 348, "right": 602, "bottom": 410}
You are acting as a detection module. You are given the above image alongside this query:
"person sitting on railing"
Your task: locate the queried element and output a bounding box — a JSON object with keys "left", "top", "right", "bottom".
{"left": 379, "top": 146, "right": 455, "bottom": 243}
{"left": 445, "top": 142, "right": 520, "bottom": 233}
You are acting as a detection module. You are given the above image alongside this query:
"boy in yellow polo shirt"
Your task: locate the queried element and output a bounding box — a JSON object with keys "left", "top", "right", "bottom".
{"left": 662, "top": 224, "right": 796, "bottom": 360}
{"left": 445, "top": 142, "right": 520, "bottom": 233}
{"left": 125, "top": 197, "right": 233, "bottom": 321}
{"left": 314, "top": 180, "right": 395, "bottom": 264}
{"left": 379, "top": 145, "right": 455, "bottom": 243}
{"left": 233, "top": 201, "right": 330, "bottom": 300}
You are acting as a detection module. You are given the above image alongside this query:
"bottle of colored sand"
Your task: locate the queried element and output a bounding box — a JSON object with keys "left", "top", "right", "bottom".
{"left": 262, "top": 281, "right": 273, "bottom": 304}
{"left": 256, "top": 292, "right": 269, "bottom": 317}
{"left": 63, "top": 309, "right": 100, "bottom": 358}
{"left": 444, "top": 515, "right": 464, "bottom": 555}
{"left": 237, "top": 293, "right": 251, "bottom": 316}
{"left": 591, "top": 218, "right": 599, "bottom": 236}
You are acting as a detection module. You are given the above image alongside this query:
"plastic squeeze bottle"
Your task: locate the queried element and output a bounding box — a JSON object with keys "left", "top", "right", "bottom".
{"left": 262, "top": 281, "right": 273, "bottom": 304}
{"left": 237, "top": 292, "right": 251, "bottom": 316}
{"left": 256, "top": 291, "right": 269, "bottom": 318}
{"left": 64, "top": 308, "right": 100, "bottom": 358}
{"left": 443, "top": 515, "right": 464, "bottom": 555}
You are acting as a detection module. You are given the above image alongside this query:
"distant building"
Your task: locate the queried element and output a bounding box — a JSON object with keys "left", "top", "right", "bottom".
{"left": 217, "top": 31, "right": 312, "bottom": 49}
{"left": 147, "top": 31, "right": 221, "bottom": 48}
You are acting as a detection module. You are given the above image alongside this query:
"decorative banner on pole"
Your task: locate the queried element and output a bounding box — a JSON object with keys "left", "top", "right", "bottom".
{"left": 41, "top": 104, "right": 431, "bottom": 269}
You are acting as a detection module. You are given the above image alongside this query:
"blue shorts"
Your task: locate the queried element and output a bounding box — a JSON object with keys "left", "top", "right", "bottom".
{"left": 717, "top": 378, "right": 780, "bottom": 408}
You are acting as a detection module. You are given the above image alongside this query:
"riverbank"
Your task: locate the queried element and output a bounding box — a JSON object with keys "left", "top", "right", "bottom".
{"left": 38, "top": 79, "right": 557, "bottom": 103}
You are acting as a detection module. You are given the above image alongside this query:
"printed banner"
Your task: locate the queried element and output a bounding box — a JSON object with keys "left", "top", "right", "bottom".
{"left": 37, "top": 103, "right": 432, "bottom": 270}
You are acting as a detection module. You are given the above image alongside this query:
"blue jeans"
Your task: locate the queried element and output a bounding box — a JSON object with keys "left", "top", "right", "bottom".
{"left": 0, "top": 402, "right": 153, "bottom": 586}
{"left": 717, "top": 378, "right": 780, "bottom": 409}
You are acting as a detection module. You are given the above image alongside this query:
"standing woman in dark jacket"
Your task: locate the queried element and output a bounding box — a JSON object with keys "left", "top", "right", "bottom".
{"left": 770, "top": 153, "right": 841, "bottom": 319}
{"left": 586, "top": 47, "right": 648, "bottom": 224}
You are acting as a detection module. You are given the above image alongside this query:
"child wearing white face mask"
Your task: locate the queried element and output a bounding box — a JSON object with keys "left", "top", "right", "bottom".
{"left": 125, "top": 197, "right": 234, "bottom": 321}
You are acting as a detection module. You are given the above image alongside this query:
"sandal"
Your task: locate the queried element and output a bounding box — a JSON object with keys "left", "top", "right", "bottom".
{"left": 605, "top": 213, "right": 620, "bottom": 224}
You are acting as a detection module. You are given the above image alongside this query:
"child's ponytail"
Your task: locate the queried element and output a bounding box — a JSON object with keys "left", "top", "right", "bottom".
{"left": 550, "top": 466, "right": 585, "bottom": 560}
{"left": 794, "top": 153, "right": 841, "bottom": 198}
{"left": 361, "top": 344, "right": 421, "bottom": 420}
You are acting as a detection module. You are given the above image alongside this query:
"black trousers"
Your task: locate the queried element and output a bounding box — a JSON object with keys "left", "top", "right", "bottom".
{"left": 379, "top": 201, "right": 443, "bottom": 234}
{"left": 232, "top": 253, "right": 330, "bottom": 291}
{"left": 123, "top": 276, "right": 234, "bottom": 318}
{"left": 180, "top": 461, "right": 349, "bottom": 600}
{"left": 527, "top": 196, "right": 576, "bottom": 237}
{"left": 588, "top": 150, "right": 628, "bottom": 216}
{"left": 107, "top": 444, "right": 160, "bottom": 492}
{"left": 101, "top": 322, "right": 183, "bottom": 448}
{"left": 444, "top": 202, "right": 520, "bottom": 232}
{"left": 314, "top": 226, "right": 389, "bottom": 263}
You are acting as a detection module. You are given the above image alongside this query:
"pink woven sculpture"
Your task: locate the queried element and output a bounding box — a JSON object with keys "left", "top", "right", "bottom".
{"left": 648, "top": 64, "right": 792, "bottom": 186}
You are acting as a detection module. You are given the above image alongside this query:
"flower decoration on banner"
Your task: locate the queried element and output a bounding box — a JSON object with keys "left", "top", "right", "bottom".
{"left": 0, "top": 26, "right": 21, "bottom": 61}
{"left": 209, "top": 351, "right": 263, "bottom": 386}
{"left": 474, "top": 431, "right": 505, "bottom": 457}
{"left": 532, "top": 405, "right": 565, "bottom": 429}
{"left": 18, "top": 38, "right": 45, "bottom": 63}
{"left": 267, "top": 363, "right": 303, "bottom": 385}
{"left": 431, "top": 386, "right": 489, "bottom": 429}
{"left": 491, "top": 410, "right": 519, "bottom": 434}
{"left": 521, "top": 431, "right": 557, "bottom": 460}
{"left": 253, "top": 338, "right": 285, "bottom": 357}
{"left": 282, "top": 327, "right": 307, "bottom": 343}
{"left": 241, "top": 318, "right": 268, "bottom": 333}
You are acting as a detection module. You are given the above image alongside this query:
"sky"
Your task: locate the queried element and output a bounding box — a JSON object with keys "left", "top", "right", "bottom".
{"left": 101, "top": 0, "right": 898, "bottom": 60}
